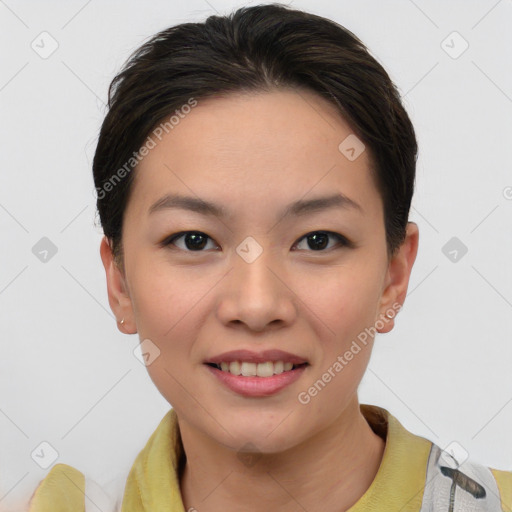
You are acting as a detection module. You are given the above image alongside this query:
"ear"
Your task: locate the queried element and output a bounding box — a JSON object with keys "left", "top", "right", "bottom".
{"left": 99, "top": 236, "right": 137, "bottom": 334}
{"left": 376, "top": 222, "right": 419, "bottom": 333}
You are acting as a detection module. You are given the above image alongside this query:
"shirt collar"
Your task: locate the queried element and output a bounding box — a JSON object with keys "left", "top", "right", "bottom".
{"left": 123, "top": 404, "right": 433, "bottom": 512}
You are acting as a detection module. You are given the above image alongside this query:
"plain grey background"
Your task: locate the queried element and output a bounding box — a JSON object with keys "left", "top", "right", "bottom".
{"left": 1, "top": 0, "right": 511, "bottom": 509}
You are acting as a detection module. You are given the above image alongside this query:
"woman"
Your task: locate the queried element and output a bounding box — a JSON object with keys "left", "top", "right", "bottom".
{"left": 27, "top": 4, "right": 512, "bottom": 511}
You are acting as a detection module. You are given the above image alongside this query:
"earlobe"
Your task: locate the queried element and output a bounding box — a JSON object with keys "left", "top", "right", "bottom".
{"left": 376, "top": 222, "right": 419, "bottom": 334}
{"left": 99, "top": 236, "right": 137, "bottom": 334}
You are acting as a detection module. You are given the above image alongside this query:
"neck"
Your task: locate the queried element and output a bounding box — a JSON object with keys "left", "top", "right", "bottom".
{"left": 179, "top": 397, "right": 386, "bottom": 512}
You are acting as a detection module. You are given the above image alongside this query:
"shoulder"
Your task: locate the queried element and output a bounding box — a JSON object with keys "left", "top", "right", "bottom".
{"left": 490, "top": 466, "right": 512, "bottom": 509}
{"left": 420, "top": 442, "right": 512, "bottom": 512}
{"left": 27, "top": 463, "right": 84, "bottom": 511}
{"left": 27, "top": 463, "right": 126, "bottom": 512}
{"left": 370, "top": 405, "right": 512, "bottom": 511}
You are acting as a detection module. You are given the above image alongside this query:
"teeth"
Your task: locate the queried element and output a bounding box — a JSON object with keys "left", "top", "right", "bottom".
{"left": 274, "top": 361, "right": 284, "bottom": 374}
{"left": 256, "top": 361, "right": 273, "bottom": 377}
{"left": 229, "top": 361, "right": 241, "bottom": 375}
{"left": 213, "top": 360, "right": 303, "bottom": 377}
{"left": 241, "top": 362, "right": 257, "bottom": 376}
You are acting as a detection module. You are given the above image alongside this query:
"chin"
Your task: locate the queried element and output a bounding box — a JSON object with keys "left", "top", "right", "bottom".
{"left": 213, "top": 413, "right": 306, "bottom": 454}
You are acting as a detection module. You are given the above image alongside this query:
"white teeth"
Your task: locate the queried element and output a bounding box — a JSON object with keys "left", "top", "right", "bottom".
{"left": 229, "top": 361, "right": 241, "bottom": 375}
{"left": 241, "top": 362, "right": 257, "bottom": 376}
{"left": 256, "top": 361, "right": 274, "bottom": 377}
{"left": 273, "top": 361, "right": 284, "bottom": 374}
{"left": 214, "top": 360, "right": 303, "bottom": 377}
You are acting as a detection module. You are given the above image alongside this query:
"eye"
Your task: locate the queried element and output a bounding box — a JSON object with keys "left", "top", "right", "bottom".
{"left": 161, "top": 230, "right": 353, "bottom": 253}
{"left": 293, "top": 231, "right": 353, "bottom": 252}
{"left": 161, "top": 231, "right": 218, "bottom": 252}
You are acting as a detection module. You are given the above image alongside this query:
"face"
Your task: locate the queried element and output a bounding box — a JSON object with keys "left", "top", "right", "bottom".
{"left": 101, "top": 89, "right": 418, "bottom": 453}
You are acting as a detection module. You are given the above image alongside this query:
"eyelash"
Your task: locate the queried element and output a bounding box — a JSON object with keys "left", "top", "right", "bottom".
{"left": 160, "top": 230, "right": 354, "bottom": 253}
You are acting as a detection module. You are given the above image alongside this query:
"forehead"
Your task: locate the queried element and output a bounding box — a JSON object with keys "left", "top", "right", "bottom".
{"left": 129, "top": 89, "right": 381, "bottom": 221}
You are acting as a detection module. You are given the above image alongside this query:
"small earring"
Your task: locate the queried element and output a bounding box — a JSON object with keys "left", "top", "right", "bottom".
{"left": 120, "top": 318, "right": 125, "bottom": 325}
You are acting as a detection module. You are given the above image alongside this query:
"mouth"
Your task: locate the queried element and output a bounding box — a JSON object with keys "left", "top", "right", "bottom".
{"left": 205, "top": 361, "right": 309, "bottom": 377}
{"left": 203, "top": 350, "right": 310, "bottom": 397}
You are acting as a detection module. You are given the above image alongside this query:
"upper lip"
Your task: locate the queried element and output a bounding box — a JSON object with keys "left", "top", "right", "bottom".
{"left": 205, "top": 349, "right": 308, "bottom": 365}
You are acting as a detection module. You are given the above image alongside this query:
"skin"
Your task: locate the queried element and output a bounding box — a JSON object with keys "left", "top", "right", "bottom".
{"left": 100, "top": 88, "right": 419, "bottom": 512}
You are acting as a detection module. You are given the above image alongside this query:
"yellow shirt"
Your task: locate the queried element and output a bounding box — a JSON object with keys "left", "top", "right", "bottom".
{"left": 28, "top": 404, "right": 512, "bottom": 511}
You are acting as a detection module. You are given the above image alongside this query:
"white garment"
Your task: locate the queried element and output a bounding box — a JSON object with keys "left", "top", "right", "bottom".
{"left": 419, "top": 444, "right": 502, "bottom": 511}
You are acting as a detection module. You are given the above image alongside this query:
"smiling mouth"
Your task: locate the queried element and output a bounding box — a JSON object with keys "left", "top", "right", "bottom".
{"left": 205, "top": 361, "right": 308, "bottom": 377}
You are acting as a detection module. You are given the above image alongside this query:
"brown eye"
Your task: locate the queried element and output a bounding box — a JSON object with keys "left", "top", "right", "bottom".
{"left": 294, "top": 231, "right": 352, "bottom": 251}
{"left": 162, "top": 231, "right": 217, "bottom": 251}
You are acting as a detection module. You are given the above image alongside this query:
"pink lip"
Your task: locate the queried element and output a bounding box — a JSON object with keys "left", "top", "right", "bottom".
{"left": 205, "top": 364, "right": 308, "bottom": 397}
{"left": 205, "top": 349, "right": 307, "bottom": 365}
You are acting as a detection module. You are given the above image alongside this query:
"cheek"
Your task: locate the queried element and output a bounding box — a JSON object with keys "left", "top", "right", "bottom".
{"left": 128, "top": 267, "right": 207, "bottom": 404}
{"left": 299, "top": 263, "right": 383, "bottom": 340}
{"left": 128, "top": 262, "right": 205, "bottom": 340}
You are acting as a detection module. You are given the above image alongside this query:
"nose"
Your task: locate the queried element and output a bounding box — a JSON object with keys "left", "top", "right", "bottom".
{"left": 216, "top": 247, "right": 297, "bottom": 333}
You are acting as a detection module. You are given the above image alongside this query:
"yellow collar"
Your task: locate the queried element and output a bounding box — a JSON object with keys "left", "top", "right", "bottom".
{"left": 120, "top": 404, "right": 433, "bottom": 511}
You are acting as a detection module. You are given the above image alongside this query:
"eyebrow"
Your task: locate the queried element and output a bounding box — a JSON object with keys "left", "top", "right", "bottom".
{"left": 148, "top": 192, "right": 362, "bottom": 219}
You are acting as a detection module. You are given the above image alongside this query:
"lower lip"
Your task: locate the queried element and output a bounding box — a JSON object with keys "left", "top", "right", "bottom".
{"left": 205, "top": 364, "right": 307, "bottom": 397}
